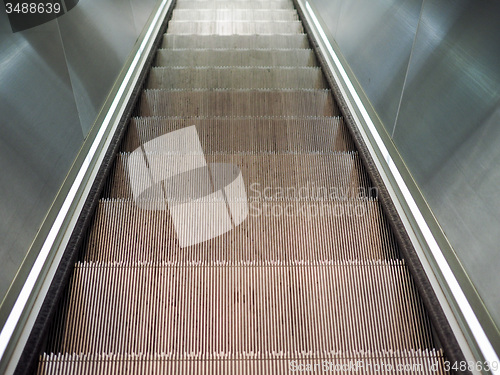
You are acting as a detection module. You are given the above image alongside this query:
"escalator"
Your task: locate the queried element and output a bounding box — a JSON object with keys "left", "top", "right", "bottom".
{"left": 33, "top": 0, "right": 456, "bottom": 373}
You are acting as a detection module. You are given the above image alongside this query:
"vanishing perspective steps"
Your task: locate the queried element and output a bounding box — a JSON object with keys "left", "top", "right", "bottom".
{"left": 37, "top": 0, "right": 451, "bottom": 373}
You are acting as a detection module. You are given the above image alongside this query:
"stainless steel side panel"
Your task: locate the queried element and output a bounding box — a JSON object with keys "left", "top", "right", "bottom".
{"left": 0, "top": 0, "right": 162, "bottom": 322}
{"left": 0, "top": 15, "right": 83, "bottom": 301}
{"left": 393, "top": 0, "right": 500, "bottom": 327}
{"left": 334, "top": 0, "right": 422, "bottom": 133}
{"left": 305, "top": 0, "right": 342, "bottom": 40}
{"left": 130, "top": 0, "right": 157, "bottom": 34}
{"left": 56, "top": 0, "right": 138, "bottom": 135}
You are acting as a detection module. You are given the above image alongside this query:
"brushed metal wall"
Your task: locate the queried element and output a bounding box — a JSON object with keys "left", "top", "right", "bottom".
{"left": 0, "top": 12, "right": 82, "bottom": 302}
{"left": 393, "top": 0, "right": 500, "bottom": 328}
{"left": 335, "top": 0, "right": 422, "bottom": 133}
{"left": 0, "top": 0, "right": 159, "bottom": 305}
{"left": 58, "top": 0, "right": 137, "bottom": 134}
{"left": 309, "top": 0, "right": 500, "bottom": 334}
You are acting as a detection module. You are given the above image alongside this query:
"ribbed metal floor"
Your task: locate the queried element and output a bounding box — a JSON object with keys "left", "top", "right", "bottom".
{"left": 38, "top": 0, "right": 451, "bottom": 373}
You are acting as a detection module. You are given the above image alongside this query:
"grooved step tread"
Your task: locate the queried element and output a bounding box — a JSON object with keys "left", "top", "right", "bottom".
{"left": 38, "top": 350, "right": 450, "bottom": 375}
{"left": 83, "top": 198, "right": 398, "bottom": 263}
{"left": 166, "top": 21, "right": 303, "bottom": 35}
{"left": 139, "top": 90, "right": 339, "bottom": 117}
{"left": 121, "top": 117, "right": 353, "bottom": 152}
{"left": 176, "top": 0, "right": 291, "bottom": 2}
{"left": 105, "top": 152, "right": 372, "bottom": 199}
{"left": 171, "top": 9, "right": 299, "bottom": 21}
{"left": 154, "top": 49, "right": 317, "bottom": 67}
{"left": 162, "top": 34, "right": 310, "bottom": 49}
{"left": 47, "top": 260, "right": 433, "bottom": 355}
{"left": 174, "top": 1, "right": 294, "bottom": 10}
{"left": 147, "top": 67, "right": 326, "bottom": 90}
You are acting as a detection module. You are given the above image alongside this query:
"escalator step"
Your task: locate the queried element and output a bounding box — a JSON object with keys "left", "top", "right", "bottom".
{"left": 146, "top": 67, "right": 326, "bottom": 89}
{"left": 171, "top": 9, "right": 299, "bottom": 21}
{"left": 174, "top": 1, "right": 294, "bottom": 10}
{"left": 121, "top": 117, "right": 353, "bottom": 152}
{"left": 139, "top": 90, "right": 339, "bottom": 117}
{"left": 83, "top": 198, "right": 398, "bottom": 263}
{"left": 154, "top": 49, "right": 317, "bottom": 67}
{"left": 46, "top": 260, "right": 433, "bottom": 354}
{"left": 177, "top": 0, "right": 291, "bottom": 2}
{"left": 104, "top": 152, "right": 371, "bottom": 199}
{"left": 166, "top": 21, "right": 303, "bottom": 35}
{"left": 162, "top": 34, "right": 310, "bottom": 49}
{"left": 38, "top": 350, "right": 450, "bottom": 375}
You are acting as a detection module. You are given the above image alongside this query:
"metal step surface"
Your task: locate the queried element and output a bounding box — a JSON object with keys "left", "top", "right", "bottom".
{"left": 171, "top": 9, "right": 299, "bottom": 21}
{"left": 166, "top": 21, "right": 303, "bottom": 35}
{"left": 121, "top": 117, "right": 353, "bottom": 152}
{"left": 37, "top": 350, "right": 450, "bottom": 375}
{"left": 139, "top": 90, "right": 339, "bottom": 117}
{"left": 174, "top": 1, "right": 294, "bottom": 10}
{"left": 176, "top": 0, "right": 291, "bottom": 2}
{"left": 82, "top": 198, "right": 398, "bottom": 263}
{"left": 105, "top": 151, "right": 372, "bottom": 199}
{"left": 46, "top": 260, "right": 433, "bottom": 355}
{"left": 177, "top": 0, "right": 291, "bottom": 2}
{"left": 154, "top": 49, "right": 317, "bottom": 67}
{"left": 146, "top": 67, "right": 327, "bottom": 89}
{"left": 162, "top": 34, "right": 310, "bottom": 49}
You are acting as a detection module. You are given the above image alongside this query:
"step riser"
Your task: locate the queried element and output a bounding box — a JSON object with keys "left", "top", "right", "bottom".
{"left": 83, "top": 200, "right": 397, "bottom": 263}
{"left": 38, "top": 351, "right": 450, "bottom": 375}
{"left": 175, "top": 2, "right": 294, "bottom": 10}
{"left": 48, "top": 262, "right": 433, "bottom": 354}
{"left": 146, "top": 68, "right": 326, "bottom": 90}
{"left": 154, "top": 49, "right": 317, "bottom": 67}
{"left": 121, "top": 117, "right": 353, "bottom": 152}
{"left": 105, "top": 153, "right": 371, "bottom": 199}
{"left": 162, "top": 34, "right": 310, "bottom": 49}
{"left": 171, "top": 9, "right": 299, "bottom": 22}
{"left": 176, "top": 0, "right": 292, "bottom": 2}
{"left": 139, "top": 91, "right": 339, "bottom": 117}
{"left": 167, "top": 21, "right": 303, "bottom": 35}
